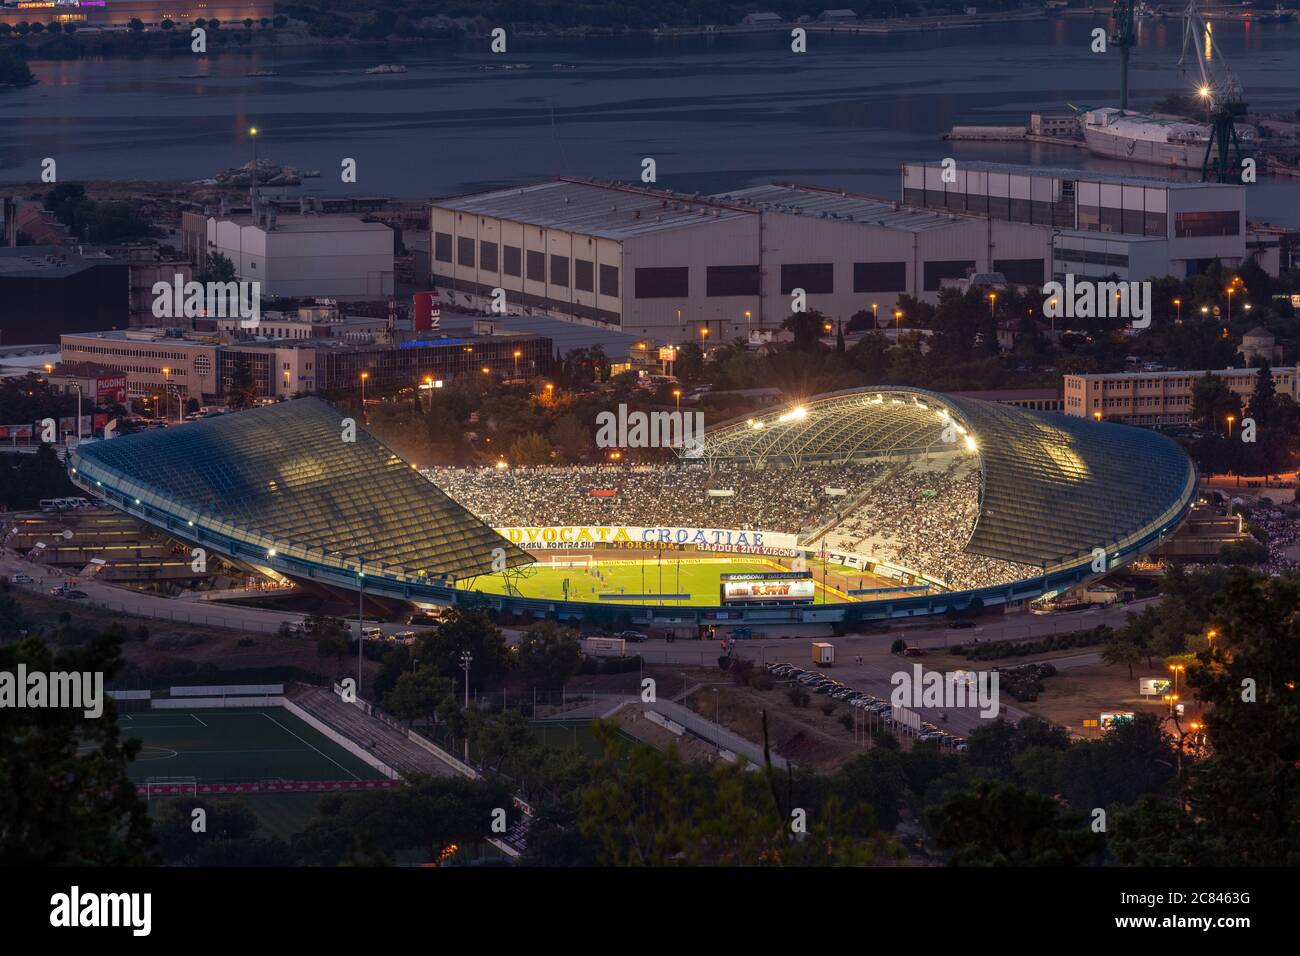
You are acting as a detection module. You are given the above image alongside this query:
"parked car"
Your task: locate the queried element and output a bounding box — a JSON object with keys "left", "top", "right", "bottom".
{"left": 619, "top": 630, "right": 649, "bottom": 643}
{"left": 947, "top": 620, "right": 976, "bottom": 629}
{"left": 903, "top": 647, "right": 929, "bottom": 657}
{"left": 13, "top": 574, "right": 33, "bottom": 584}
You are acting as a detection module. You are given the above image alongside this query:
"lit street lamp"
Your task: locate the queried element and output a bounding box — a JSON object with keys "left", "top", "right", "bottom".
{"left": 359, "top": 371, "right": 369, "bottom": 423}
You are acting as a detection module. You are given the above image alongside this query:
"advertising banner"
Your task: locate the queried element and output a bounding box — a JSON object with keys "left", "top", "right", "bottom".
{"left": 496, "top": 525, "right": 799, "bottom": 553}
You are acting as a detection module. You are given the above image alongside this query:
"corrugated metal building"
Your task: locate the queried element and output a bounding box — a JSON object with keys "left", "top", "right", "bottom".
{"left": 428, "top": 178, "right": 1052, "bottom": 345}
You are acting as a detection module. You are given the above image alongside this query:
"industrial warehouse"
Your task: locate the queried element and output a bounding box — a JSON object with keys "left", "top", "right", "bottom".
{"left": 426, "top": 163, "right": 1271, "bottom": 342}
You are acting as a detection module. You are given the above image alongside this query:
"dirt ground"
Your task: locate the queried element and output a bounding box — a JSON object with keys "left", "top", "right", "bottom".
{"left": 680, "top": 680, "right": 881, "bottom": 772}
{"left": 611, "top": 707, "right": 722, "bottom": 763}
{"left": 1011, "top": 660, "right": 1195, "bottom": 735}
{"left": 12, "top": 587, "right": 342, "bottom": 681}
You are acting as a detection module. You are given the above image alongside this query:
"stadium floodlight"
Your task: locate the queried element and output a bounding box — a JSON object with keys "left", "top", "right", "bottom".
{"left": 777, "top": 406, "right": 807, "bottom": 423}
{"left": 964, "top": 435, "right": 977, "bottom": 452}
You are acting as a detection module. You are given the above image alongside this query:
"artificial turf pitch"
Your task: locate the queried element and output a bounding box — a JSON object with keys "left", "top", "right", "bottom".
{"left": 118, "top": 708, "right": 383, "bottom": 785}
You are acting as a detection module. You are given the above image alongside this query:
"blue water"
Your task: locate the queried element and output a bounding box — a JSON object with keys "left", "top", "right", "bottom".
{"left": 1, "top": 18, "right": 1297, "bottom": 221}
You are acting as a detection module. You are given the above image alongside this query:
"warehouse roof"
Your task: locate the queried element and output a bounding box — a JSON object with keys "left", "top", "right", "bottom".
{"left": 0, "top": 245, "right": 119, "bottom": 279}
{"left": 904, "top": 159, "right": 1241, "bottom": 191}
{"left": 434, "top": 179, "right": 754, "bottom": 240}
{"left": 719, "top": 184, "right": 968, "bottom": 232}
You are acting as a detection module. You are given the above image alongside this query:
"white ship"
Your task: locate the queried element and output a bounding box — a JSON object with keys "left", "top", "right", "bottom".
{"left": 1082, "top": 107, "right": 1255, "bottom": 168}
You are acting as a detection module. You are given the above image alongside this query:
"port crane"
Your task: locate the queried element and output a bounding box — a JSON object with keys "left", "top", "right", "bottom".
{"left": 1178, "top": 0, "right": 1248, "bottom": 182}
{"left": 1110, "top": 0, "right": 1138, "bottom": 110}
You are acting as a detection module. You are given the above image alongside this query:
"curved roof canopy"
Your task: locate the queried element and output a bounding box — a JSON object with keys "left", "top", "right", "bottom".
{"left": 70, "top": 397, "right": 529, "bottom": 581}
{"left": 690, "top": 387, "right": 1196, "bottom": 568}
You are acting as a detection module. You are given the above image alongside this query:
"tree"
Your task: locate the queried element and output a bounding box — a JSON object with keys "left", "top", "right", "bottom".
{"left": 0, "top": 631, "right": 155, "bottom": 865}
{"left": 1100, "top": 632, "right": 1141, "bottom": 679}
{"left": 225, "top": 352, "right": 258, "bottom": 410}
{"left": 292, "top": 775, "right": 514, "bottom": 866}
{"left": 506, "top": 431, "right": 552, "bottom": 466}
{"left": 312, "top": 615, "right": 350, "bottom": 673}
{"left": 927, "top": 780, "right": 1103, "bottom": 865}
{"left": 781, "top": 309, "right": 828, "bottom": 352}
{"left": 579, "top": 721, "right": 888, "bottom": 865}
{"left": 1179, "top": 569, "right": 1300, "bottom": 863}
{"left": 1190, "top": 371, "right": 1240, "bottom": 435}
{"left": 515, "top": 621, "right": 583, "bottom": 689}
{"left": 384, "top": 667, "right": 453, "bottom": 729}
{"left": 127, "top": 17, "right": 143, "bottom": 32}
{"left": 161, "top": 18, "right": 175, "bottom": 31}
{"left": 414, "top": 608, "right": 511, "bottom": 686}
{"left": 199, "top": 250, "right": 236, "bottom": 282}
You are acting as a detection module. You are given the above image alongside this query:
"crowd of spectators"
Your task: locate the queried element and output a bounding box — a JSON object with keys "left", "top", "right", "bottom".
{"left": 1246, "top": 504, "right": 1300, "bottom": 574}
{"left": 426, "top": 456, "right": 1034, "bottom": 590}
{"left": 821, "top": 458, "right": 1030, "bottom": 590}
{"left": 424, "top": 462, "right": 870, "bottom": 535}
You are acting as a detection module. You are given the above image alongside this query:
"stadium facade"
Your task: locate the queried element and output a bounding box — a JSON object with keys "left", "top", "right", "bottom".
{"left": 67, "top": 389, "right": 1197, "bottom": 627}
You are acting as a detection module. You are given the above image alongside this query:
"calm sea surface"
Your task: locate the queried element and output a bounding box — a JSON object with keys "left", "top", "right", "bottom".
{"left": 1, "top": 19, "right": 1298, "bottom": 221}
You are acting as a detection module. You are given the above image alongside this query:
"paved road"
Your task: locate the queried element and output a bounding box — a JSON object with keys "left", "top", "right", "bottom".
{"left": 1, "top": 549, "right": 311, "bottom": 635}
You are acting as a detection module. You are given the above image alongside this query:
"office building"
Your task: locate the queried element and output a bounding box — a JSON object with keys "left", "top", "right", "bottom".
{"left": 1063, "top": 365, "right": 1298, "bottom": 425}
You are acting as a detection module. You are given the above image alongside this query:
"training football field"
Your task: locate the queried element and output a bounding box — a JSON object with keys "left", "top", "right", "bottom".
{"left": 117, "top": 708, "right": 384, "bottom": 785}
{"left": 458, "top": 556, "right": 850, "bottom": 605}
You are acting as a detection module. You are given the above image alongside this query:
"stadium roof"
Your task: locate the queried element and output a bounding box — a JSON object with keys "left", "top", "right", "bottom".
{"left": 691, "top": 387, "right": 1196, "bottom": 568}
{"left": 68, "top": 397, "right": 530, "bottom": 582}
{"left": 434, "top": 179, "right": 754, "bottom": 240}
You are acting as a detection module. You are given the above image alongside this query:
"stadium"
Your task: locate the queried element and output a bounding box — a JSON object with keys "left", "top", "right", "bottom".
{"left": 67, "top": 389, "right": 1197, "bottom": 627}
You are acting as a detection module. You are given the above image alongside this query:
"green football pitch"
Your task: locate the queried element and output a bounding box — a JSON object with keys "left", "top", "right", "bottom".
{"left": 118, "top": 708, "right": 384, "bottom": 785}
{"left": 459, "top": 558, "right": 811, "bottom": 605}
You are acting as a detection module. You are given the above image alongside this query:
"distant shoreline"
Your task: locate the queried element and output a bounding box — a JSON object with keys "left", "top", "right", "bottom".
{"left": 0, "top": 9, "right": 1103, "bottom": 65}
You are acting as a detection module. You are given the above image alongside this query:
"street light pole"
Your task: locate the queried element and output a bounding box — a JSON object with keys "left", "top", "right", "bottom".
{"left": 460, "top": 650, "right": 472, "bottom": 762}
{"left": 72, "top": 383, "right": 82, "bottom": 445}
{"left": 357, "top": 560, "right": 365, "bottom": 700}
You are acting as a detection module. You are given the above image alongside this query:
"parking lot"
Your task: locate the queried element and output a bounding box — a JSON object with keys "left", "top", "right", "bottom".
{"left": 762, "top": 660, "right": 970, "bottom": 750}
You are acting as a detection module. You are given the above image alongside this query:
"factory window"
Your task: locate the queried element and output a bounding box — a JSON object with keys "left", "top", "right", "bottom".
{"left": 480, "top": 240, "right": 499, "bottom": 272}
{"left": 780, "top": 263, "right": 833, "bottom": 295}
{"left": 1098, "top": 206, "right": 1124, "bottom": 233}
{"left": 457, "top": 237, "right": 476, "bottom": 267}
{"left": 853, "top": 261, "right": 906, "bottom": 293}
{"left": 599, "top": 264, "right": 619, "bottom": 298}
{"left": 922, "top": 260, "right": 976, "bottom": 291}
{"left": 1175, "top": 210, "right": 1240, "bottom": 238}
{"left": 993, "top": 258, "right": 1045, "bottom": 285}
{"left": 526, "top": 250, "right": 545, "bottom": 283}
{"left": 575, "top": 259, "right": 594, "bottom": 292}
{"left": 635, "top": 267, "right": 689, "bottom": 299}
{"left": 551, "top": 254, "right": 569, "bottom": 287}
{"left": 434, "top": 232, "right": 453, "bottom": 263}
{"left": 503, "top": 245, "right": 522, "bottom": 277}
{"left": 194, "top": 356, "right": 211, "bottom": 376}
{"left": 706, "top": 265, "right": 760, "bottom": 297}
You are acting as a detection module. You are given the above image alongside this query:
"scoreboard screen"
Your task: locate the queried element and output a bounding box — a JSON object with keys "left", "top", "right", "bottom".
{"left": 720, "top": 571, "right": 815, "bottom": 605}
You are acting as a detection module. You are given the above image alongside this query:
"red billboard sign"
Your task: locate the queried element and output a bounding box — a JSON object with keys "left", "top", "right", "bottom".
{"left": 96, "top": 375, "right": 127, "bottom": 405}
